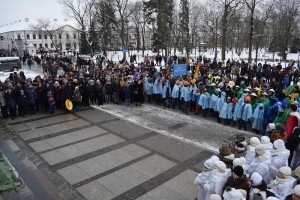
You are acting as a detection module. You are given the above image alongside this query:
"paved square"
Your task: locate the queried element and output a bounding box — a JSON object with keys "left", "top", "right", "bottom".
{"left": 75, "top": 109, "right": 116, "bottom": 123}
{"left": 101, "top": 120, "right": 152, "bottom": 138}
{"left": 139, "top": 134, "right": 203, "bottom": 162}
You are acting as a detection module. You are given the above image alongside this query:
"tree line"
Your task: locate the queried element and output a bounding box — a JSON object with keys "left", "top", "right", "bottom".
{"left": 51, "top": 0, "right": 300, "bottom": 62}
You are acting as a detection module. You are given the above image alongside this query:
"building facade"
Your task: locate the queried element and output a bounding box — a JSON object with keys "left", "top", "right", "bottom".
{"left": 0, "top": 22, "right": 79, "bottom": 56}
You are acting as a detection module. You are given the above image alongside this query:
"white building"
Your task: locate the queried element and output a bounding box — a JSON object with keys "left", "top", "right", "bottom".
{"left": 0, "top": 19, "right": 79, "bottom": 56}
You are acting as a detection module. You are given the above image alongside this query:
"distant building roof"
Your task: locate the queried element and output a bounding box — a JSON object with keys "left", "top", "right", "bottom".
{"left": 0, "top": 19, "right": 78, "bottom": 34}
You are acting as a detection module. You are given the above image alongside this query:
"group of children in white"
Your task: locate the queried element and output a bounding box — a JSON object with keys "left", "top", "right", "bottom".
{"left": 194, "top": 134, "right": 300, "bottom": 200}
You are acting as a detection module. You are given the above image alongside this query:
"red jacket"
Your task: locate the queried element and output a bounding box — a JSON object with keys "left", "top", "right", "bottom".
{"left": 285, "top": 112, "right": 300, "bottom": 138}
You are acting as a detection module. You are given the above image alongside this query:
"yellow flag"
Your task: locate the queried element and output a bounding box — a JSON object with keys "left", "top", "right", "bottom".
{"left": 193, "top": 62, "right": 200, "bottom": 82}
{"left": 290, "top": 92, "right": 295, "bottom": 101}
{"left": 258, "top": 84, "right": 262, "bottom": 97}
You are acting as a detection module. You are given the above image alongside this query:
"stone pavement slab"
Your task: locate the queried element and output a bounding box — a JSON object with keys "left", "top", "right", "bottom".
{"left": 40, "top": 134, "right": 124, "bottom": 165}
{"left": 18, "top": 119, "right": 90, "bottom": 141}
{"left": 139, "top": 134, "right": 203, "bottom": 162}
{"left": 29, "top": 126, "right": 107, "bottom": 153}
{"left": 9, "top": 114, "right": 77, "bottom": 132}
{"left": 77, "top": 181, "right": 115, "bottom": 200}
{"left": 75, "top": 109, "right": 116, "bottom": 123}
{"left": 101, "top": 120, "right": 152, "bottom": 138}
{"left": 58, "top": 165, "right": 90, "bottom": 185}
{"left": 137, "top": 185, "right": 189, "bottom": 200}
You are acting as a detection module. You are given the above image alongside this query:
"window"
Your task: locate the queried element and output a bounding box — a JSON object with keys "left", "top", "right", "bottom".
{"left": 38, "top": 34, "right": 42, "bottom": 39}
{"left": 45, "top": 43, "right": 48, "bottom": 48}
{"left": 66, "top": 34, "right": 69, "bottom": 40}
{"left": 51, "top": 43, "right": 54, "bottom": 48}
{"left": 33, "top": 34, "right": 36, "bottom": 39}
{"left": 59, "top": 34, "right": 62, "bottom": 39}
{"left": 27, "top": 34, "right": 30, "bottom": 39}
{"left": 74, "top": 43, "right": 77, "bottom": 49}
{"left": 50, "top": 35, "right": 53, "bottom": 39}
{"left": 44, "top": 35, "right": 47, "bottom": 39}
{"left": 73, "top": 34, "right": 76, "bottom": 39}
{"left": 39, "top": 44, "right": 42, "bottom": 48}
{"left": 17, "top": 35, "right": 21, "bottom": 40}
{"left": 33, "top": 44, "right": 36, "bottom": 48}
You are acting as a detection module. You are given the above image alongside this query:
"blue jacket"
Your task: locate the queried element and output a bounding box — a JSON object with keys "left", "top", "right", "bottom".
{"left": 25, "top": 86, "right": 37, "bottom": 104}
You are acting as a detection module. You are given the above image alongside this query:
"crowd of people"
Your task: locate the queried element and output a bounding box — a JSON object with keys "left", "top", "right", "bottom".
{"left": 0, "top": 53, "right": 300, "bottom": 199}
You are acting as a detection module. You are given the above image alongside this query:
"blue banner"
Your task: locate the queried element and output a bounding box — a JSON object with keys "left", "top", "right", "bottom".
{"left": 123, "top": 47, "right": 129, "bottom": 52}
{"left": 173, "top": 64, "right": 188, "bottom": 77}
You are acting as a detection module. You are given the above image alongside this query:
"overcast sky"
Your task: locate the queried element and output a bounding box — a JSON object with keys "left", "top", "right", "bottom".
{"left": 0, "top": 0, "right": 69, "bottom": 26}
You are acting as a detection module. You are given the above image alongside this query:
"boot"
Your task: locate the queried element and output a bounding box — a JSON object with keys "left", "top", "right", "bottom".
{"left": 230, "top": 121, "right": 235, "bottom": 127}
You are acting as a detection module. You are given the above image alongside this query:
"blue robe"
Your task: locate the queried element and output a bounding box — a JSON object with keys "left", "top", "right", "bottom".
{"left": 252, "top": 103, "right": 264, "bottom": 130}
{"left": 146, "top": 83, "right": 153, "bottom": 95}
{"left": 219, "top": 102, "right": 233, "bottom": 119}
{"left": 153, "top": 79, "right": 160, "bottom": 94}
{"left": 210, "top": 94, "right": 218, "bottom": 110}
{"left": 172, "top": 84, "right": 180, "bottom": 98}
{"left": 233, "top": 93, "right": 247, "bottom": 121}
{"left": 237, "top": 102, "right": 253, "bottom": 121}
{"left": 216, "top": 97, "right": 223, "bottom": 113}
{"left": 161, "top": 85, "right": 167, "bottom": 98}
{"left": 181, "top": 86, "right": 191, "bottom": 102}
{"left": 199, "top": 92, "right": 211, "bottom": 109}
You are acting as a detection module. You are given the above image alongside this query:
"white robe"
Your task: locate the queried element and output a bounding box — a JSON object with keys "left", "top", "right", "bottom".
{"left": 194, "top": 170, "right": 213, "bottom": 200}
{"left": 267, "top": 177, "right": 296, "bottom": 199}
{"left": 203, "top": 170, "right": 229, "bottom": 200}
{"left": 245, "top": 154, "right": 271, "bottom": 184}
{"left": 269, "top": 149, "right": 290, "bottom": 180}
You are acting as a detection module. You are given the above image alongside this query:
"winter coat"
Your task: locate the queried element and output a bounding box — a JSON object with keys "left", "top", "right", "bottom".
{"left": 18, "top": 94, "right": 28, "bottom": 108}
{"left": 249, "top": 180, "right": 267, "bottom": 200}
{"left": 223, "top": 175, "right": 251, "bottom": 200}
{"left": 252, "top": 103, "right": 264, "bottom": 130}
{"left": 0, "top": 91, "right": 6, "bottom": 106}
{"left": 4, "top": 92, "right": 16, "bottom": 108}
{"left": 25, "top": 86, "right": 37, "bottom": 105}
{"left": 263, "top": 101, "right": 279, "bottom": 125}
{"left": 54, "top": 86, "right": 62, "bottom": 101}
{"left": 285, "top": 112, "right": 300, "bottom": 138}
{"left": 199, "top": 92, "right": 211, "bottom": 109}
{"left": 237, "top": 103, "right": 253, "bottom": 121}
{"left": 267, "top": 177, "right": 296, "bottom": 199}
{"left": 104, "top": 83, "right": 113, "bottom": 95}
{"left": 94, "top": 83, "right": 103, "bottom": 96}
{"left": 233, "top": 93, "right": 247, "bottom": 121}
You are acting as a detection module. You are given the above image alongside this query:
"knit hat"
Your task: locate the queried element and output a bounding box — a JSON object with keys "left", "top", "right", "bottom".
{"left": 293, "top": 127, "right": 300, "bottom": 137}
{"left": 204, "top": 159, "right": 214, "bottom": 170}
{"left": 250, "top": 137, "right": 260, "bottom": 147}
{"left": 235, "top": 133, "right": 246, "bottom": 144}
{"left": 214, "top": 161, "right": 227, "bottom": 172}
{"left": 255, "top": 144, "right": 266, "bottom": 156}
{"left": 245, "top": 96, "right": 251, "bottom": 102}
{"left": 293, "top": 185, "right": 300, "bottom": 196}
{"left": 273, "top": 139, "right": 285, "bottom": 150}
{"left": 279, "top": 166, "right": 292, "bottom": 178}
{"left": 232, "top": 166, "right": 244, "bottom": 177}
{"left": 290, "top": 104, "right": 298, "bottom": 112}
{"left": 250, "top": 172, "right": 262, "bottom": 186}
{"left": 210, "top": 194, "right": 222, "bottom": 200}
{"left": 233, "top": 157, "right": 246, "bottom": 167}
{"left": 260, "top": 136, "right": 270, "bottom": 144}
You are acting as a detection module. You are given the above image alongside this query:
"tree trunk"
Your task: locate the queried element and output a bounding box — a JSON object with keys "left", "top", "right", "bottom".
{"left": 142, "top": 26, "right": 145, "bottom": 57}
{"left": 221, "top": 14, "right": 227, "bottom": 61}
{"left": 248, "top": 10, "right": 254, "bottom": 63}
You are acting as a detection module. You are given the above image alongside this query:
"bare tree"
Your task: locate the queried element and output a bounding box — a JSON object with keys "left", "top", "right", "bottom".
{"left": 112, "top": 0, "right": 133, "bottom": 60}
{"left": 30, "top": 19, "right": 61, "bottom": 50}
{"left": 59, "top": 0, "right": 96, "bottom": 54}
{"left": 213, "top": 0, "right": 243, "bottom": 61}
